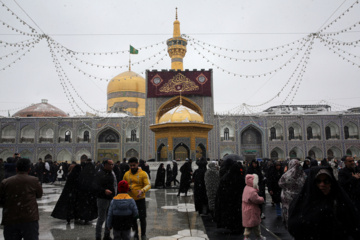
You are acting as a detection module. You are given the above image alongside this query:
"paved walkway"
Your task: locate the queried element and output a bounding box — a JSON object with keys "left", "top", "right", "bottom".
{"left": 0, "top": 183, "right": 292, "bottom": 240}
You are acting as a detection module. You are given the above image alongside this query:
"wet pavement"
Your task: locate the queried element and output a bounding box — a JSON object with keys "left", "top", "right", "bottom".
{"left": 0, "top": 182, "right": 292, "bottom": 240}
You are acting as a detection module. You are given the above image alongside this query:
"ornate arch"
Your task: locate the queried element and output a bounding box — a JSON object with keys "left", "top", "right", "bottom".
{"left": 156, "top": 96, "right": 203, "bottom": 123}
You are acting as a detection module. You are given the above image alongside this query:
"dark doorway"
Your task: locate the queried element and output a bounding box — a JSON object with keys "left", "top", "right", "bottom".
{"left": 174, "top": 143, "right": 190, "bottom": 161}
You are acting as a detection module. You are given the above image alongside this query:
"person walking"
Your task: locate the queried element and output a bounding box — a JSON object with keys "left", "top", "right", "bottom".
{"left": 0, "top": 158, "right": 43, "bottom": 240}
{"left": 51, "top": 164, "right": 82, "bottom": 223}
{"left": 172, "top": 160, "right": 179, "bottom": 186}
{"left": 193, "top": 158, "right": 208, "bottom": 215}
{"left": 95, "top": 159, "right": 117, "bottom": 240}
{"left": 165, "top": 163, "right": 173, "bottom": 188}
{"left": 107, "top": 180, "right": 138, "bottom": 240}
{"left": 154, "top": 163, "right": 166, "bottom": 188}
{"left": 267, "top": 161, "right": 284, "bottom": 217}
{"left": 242, "top": 174, "right": 266, "bottom": 240}
{"left": 278, "top": 159, "right": 305, "bottom": 228}
{"left": 119, "top": 158, "right": 129, "bottom": 181}
{"left": 177, "top": 158, "right": 192, "bottom": 197}
{"left": 123, "top": 157, "right": 151, "bottom": 240}
{"left": 204, "top": 161, "right": 219, "bottom": 218}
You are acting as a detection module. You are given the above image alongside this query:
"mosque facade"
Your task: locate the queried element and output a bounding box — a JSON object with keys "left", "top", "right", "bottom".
{"left": 0, "top": 15, "right": 359, "bottom": 163}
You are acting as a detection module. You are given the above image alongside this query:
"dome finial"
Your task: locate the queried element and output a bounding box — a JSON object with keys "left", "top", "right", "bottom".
{"left": 175, "top": 7, "right": 178, "bottom": 20}
{"left": 179, "top": 89, "right": 182, "bottom": 105}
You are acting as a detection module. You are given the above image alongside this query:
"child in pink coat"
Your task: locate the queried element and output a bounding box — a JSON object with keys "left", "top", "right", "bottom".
{"left": 242, "top": 174, "right": 266, "bottom": 240}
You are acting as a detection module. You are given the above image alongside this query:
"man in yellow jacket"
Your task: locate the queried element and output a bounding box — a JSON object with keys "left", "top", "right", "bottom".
{"left": 123, "top": 157, "right": 151, "bottom": 240}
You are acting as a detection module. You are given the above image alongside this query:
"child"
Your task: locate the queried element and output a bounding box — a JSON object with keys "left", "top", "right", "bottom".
{"left": 242, "top": 174, "right": 266, "bottom": 240}
{"left": 107, "top": 180, "right": 138, "bottom": 240}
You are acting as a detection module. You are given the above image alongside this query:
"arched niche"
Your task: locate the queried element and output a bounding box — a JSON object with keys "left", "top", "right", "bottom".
{"left": 327, "top": 146, "right": 342, "bottom": 159}
{"left": 1, "top": 125, "right": 16, "bottom": 143}
{"left": 308, "top": 146, "right": 323, "bottom": 160}
{"left": 288, "top": 122, "right": 302, "bottom": 140}
{"left": 269, "top": 123, "right": 283, "bottom": 141}
{"left": 325, "top": 122, "right": 340, "bottom": 140}
{"left": 173, "top": 143, "right": 190, "bottom": 161}
{"left": 156, "top": 96, "right": 203, "bottom": 123}
{"left": 126, "top": 148, "right": 139, "bottom": 158}
{"left": 0, "top": 149, "right": 13, "bottom": 160}
{"left": 196, "top": 143, "right": 206, "bottom": 160}
{"left": 75, "top": 149, "right": 91, "bottom": 163}
{"left": 157, "top": 144, "right": 168, "bottom": 161}
{"left": 270, "top": 147, "right": 285, "bottom": 161}
{"left": 77, "top": 126, "right": 91, "bottom": 143}
{"left": 19, "top": 149, "right": 33, "bottom": 162}
{"left": 289, "top": 147, "right": 303, "bottom": 159}
{"left": 307, "top": 122, "right": 321, "bottom": 140}
{"left": 98, "top": 128, "right": 120, "bottom": 143}
{"left": 344, "top": 122, "right": 359, "bottom": 139}
{"left": 20, "top": 125, "right": 35, "bottom": 143}
{"left": 39, "top": 125, "right": 54, "bottom": 143}
{"left": 57, "top": 149, "right": 72, "bottom": 162}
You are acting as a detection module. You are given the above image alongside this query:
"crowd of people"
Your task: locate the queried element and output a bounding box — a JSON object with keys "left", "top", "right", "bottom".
{"left": 1, "top": 153, "right": 360, "bottom": 240}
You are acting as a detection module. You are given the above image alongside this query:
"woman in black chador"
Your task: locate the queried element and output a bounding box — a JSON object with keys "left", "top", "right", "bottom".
{"left": 288, "top": 166, "right": 360, "bottom": 240}
{"left": 165, "top": 164, "right": 173, "bottom": 187}
{"left": 215, "top": 161, "right": 246, "bottom": 232}
{"left": 177, "top": 159, "right": 193, "bottom": 196}
{"left": 155, "top": 163, "right": 166, "bottom": 188}
{"left": 246, "top": 159, "right": 266, "bottom": 218}
{"left": 51, "top": 164, "right": 81, "bottom": 223}
{"left": 193, "top": 158, "right": 208, "bottom": 214}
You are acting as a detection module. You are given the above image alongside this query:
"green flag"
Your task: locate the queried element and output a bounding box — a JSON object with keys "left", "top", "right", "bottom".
{"left": 130, "top": 45, "right": 139, "bottom": 54}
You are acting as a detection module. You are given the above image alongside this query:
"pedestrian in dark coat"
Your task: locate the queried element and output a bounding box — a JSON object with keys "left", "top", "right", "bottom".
{"left": 215, "top": 161, "right": 246, "bottom": 232}
{"left": 288, "top": 166, "right": 360, "bottom": 240}
{"left": 219, "top": 158, "right": 235, "bottom": 178}
{"left": 4, "top": 157, "right": 17, "bottom": 179}
{"left": 51, "top": 164, "right": 81, "bottom": 223}
{"left": 177, "top": 159, "right": 192, "bottom": 196}
{"left": 304, "top": 159, "right": 318, "bottom": 176}
{"left": 246, "top": 159, "right": 266, "bottom": 218}
{"left": 338, "top": 156, "right": 360, "bottom": 212}
{"left": 172, "top": 160, "right": 180, "bottom": 186}
{"left": 205, "top": 161, "right": 219, "bottom": 217}
{"left": 119, "top": 158, "right": 129, "bottom": 180}
{"left": 193, "top": 158, "right": 208, "bottom": 214}
{"left": 267, "top": 161, "right": 284, "bottom": 216}
{"left": 0, "top": 158, "right": 4, "bottom": 182}
{"left": 76, "top": 160, "right": 98, "bottom": 223}
{"left": 165, "top": 164, "right": 173, "bottom": 187}
{"left": 155, "top": 163, "right": 166, "bottom": 188}
{"left": 139, "top": 159, "right": 151, "bottom": 179}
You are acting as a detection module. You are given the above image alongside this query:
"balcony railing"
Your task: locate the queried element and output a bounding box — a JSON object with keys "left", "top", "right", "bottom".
{"left": 270, "top": 136, "right": 283, "bottom": 141}
{"left": 59, "top": 137, "right": 72, "bottom": 143}
{"left": 20, "top": 137, "right": 34, "bottom": 143}
{"left": 289, "top": 136, "right": 302, "bottom": 141}
{"left": 308, "top": 135, "right": 321, "bottom": 140}
{"left": 39, "top": 137, "right": 53, "bottom": 143}
{"left": 0, "top": 138, "right": 15, "bottom": 143}
{"left": 220, "top": 137, "right": 235, "bottom": 141}
{"left": 346, "top": 135, "right": 359, "bottom": 140}
{"left": 77, "top": 137, "right": 91, "bottom": 143}
{"left": 126, "top": 138, "right": 140, "bottom": 143}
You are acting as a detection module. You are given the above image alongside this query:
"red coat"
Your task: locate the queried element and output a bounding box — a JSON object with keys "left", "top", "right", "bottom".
{"left": 242, "top": 174, "right": 264, "bottom": 228}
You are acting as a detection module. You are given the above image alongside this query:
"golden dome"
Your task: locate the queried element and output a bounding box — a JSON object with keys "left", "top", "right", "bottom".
{"left": 159, "top": 105, "right": 204, "bottom": 124}
{"left": 107, "top": 70, "right": 146, "bottom": 116}
{"left": 107, "top": 71, "right": 145, "bottom": 93}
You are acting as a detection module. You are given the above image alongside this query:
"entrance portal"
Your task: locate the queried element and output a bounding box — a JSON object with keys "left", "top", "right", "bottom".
{"left": 174, "top": 143, "right": 189, "bottom": 161}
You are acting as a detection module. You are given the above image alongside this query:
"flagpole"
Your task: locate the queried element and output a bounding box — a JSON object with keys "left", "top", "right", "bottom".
{"left": 129, "top": 45, "right": 131, "bottom": 71}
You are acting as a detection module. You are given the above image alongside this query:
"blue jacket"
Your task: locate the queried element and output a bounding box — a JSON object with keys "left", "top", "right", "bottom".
{"left": 107, "top": 193, "right": 138, "bottom": 230}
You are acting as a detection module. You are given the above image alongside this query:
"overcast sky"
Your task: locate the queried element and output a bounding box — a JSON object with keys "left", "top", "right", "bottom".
{"left": 0, "top": 0, "right": 359, "bottom": 116}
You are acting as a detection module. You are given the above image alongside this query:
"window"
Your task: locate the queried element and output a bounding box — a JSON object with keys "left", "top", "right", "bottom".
{"left": 65, "top": 131, "right": 71, "bottom": 142}
{"left": 344, "top": 126, "right": 349, "bottom": 139}
{"left": 224, "top": 128, "right": 229, "bottom": 140}
{"left": 325, "top": 126, "right": 331, "bottom": 140}
{"left": 84, "top": 131, "right": 89, "bottom": 141}
{"left": 270, "top": 127, "right": 276, "bottom": 140}
{"left": 131, "top": 129, "right": 137, "bottom": 142}
{"left": 105, "top": 134, "right": 116, "bottom": 142}
{"left": 307, "top": 127, "right": 313, "bottom": 140}
{"left": 289, "top": 127, "right": 295, "bottom": 140}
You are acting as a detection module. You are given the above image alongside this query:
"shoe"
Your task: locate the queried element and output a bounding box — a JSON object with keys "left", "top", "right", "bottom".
{"left": 261, "top": 213, "right": 266, "bottom": 219}
{"left": 244, "top": 237, "right": 251, "bottom": 240}
{"left": 256, "top": 236, "right": 266, "bottom": 240}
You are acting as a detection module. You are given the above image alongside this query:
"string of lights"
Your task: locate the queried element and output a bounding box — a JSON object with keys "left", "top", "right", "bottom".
{"left": 0, "top": 39, "right": 39, "bottom": 71}
{"left": 184, "top": 34, "right": 308, "bottom": 53}
{"left": 0, "top": 19, "right": 40, "bottom": 37}
{"left": 320, "top": 21, "right": 360, "bottom": 37}
{"left": 61, "top": 40, "right": 166, "bottom": 56}
{"left": 0, "top": 36, "right": 41, "bottom": 47}
{"left": 319, "top": 0, "right": 360, "bottom": 34}
{"left": 189, "top": 37, "right": 311, "bottom": 78}
{"left": 0, "top": 1, "right": 38, "bottom": 33}
{"left": 319, "top": 35, "right": 360, "bottom": 46}
{"left": 323, "top": 42, "right": 360, "bottom": 59}
{"left": 191, "top": 39, "right": 305, "bottom": 62}
{"left": 322, "top": 41, "right": 360, "bottom": 67}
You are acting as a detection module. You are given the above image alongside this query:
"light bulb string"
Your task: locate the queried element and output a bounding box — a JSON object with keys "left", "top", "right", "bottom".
{"left": 0, "top": 19, "right": 40, "bottom": 37}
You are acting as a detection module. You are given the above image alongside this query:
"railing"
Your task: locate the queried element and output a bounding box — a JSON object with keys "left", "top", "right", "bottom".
{"left": 20, "top": 137, "right": 34, "bottom": 143}
{"left": 77, "top": 137, "right": 91, "bottom": 143}
{"left": 58, "top": 137, "right": 72, "bottom": 143}
{"left": 220, "top": 137, "right": 235, "bottom": 141}
{"left": 269, "top": 136, "right": 283, "bottom": 141}
{"left": 39, "top": 137, "right": 53, "bottom": 143}
{"left": 0, "top": 138, "right": 15, "bottom": 143}
{"left": 126, "top": 138, "right": 140, "bottom": 143}
{"left": 346, "top": 135, "right": 359, "bottom": 140}
{"left": 289, "top": 136, "right": 302, "bottom": 141}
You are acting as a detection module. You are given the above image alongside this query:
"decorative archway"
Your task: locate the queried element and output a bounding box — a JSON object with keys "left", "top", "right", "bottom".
{"left": 270, "top": 147, "right": 285, "bottom": 161}
{"left": 308, "top": 146, "right": 323, "bottom": 160}
{"left": 157, "top": 144, "right": 168, "bottom": 161}
{"left": 173, "top": 143, "right": 190, "bottom": 161}
{"left": 98, "top": 128, "right": 120, "bottom": 142}
{"left": 126, "top": 149, "right": 139, "bottom": 158}
{"left": 241, "top": 125, "right": 262, "bottom": 160}
{"left": 196, "top": 143, "right": 206, "bottom": 160}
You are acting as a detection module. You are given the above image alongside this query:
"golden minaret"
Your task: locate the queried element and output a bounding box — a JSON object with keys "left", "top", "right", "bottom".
{"left": 167, "top": 8, "right": 187, "bottom": 71}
